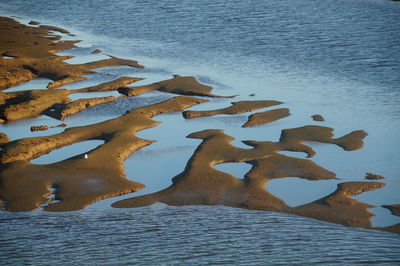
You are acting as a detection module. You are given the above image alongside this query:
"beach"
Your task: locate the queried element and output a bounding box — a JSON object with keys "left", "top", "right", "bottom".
{"left": 1, "top": 0, "right": 400, "bottom": 263}
{"left": 1, "top": 16, "right": 398, "bottom": 233}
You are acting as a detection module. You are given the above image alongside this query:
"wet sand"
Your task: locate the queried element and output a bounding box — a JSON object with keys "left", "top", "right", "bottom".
{"left": 0, "top": 16, "right": 398, "bottom": 233}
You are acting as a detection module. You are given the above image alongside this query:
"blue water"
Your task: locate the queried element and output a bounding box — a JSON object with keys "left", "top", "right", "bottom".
{"left": 1, "top": 0, "right": 400, "bottom": 264}
{"left": 1, "top": 206, "right": 400, "bottom": 265}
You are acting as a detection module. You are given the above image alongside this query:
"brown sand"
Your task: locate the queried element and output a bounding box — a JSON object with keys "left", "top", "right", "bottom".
{"left": 242, "top": 108, "right": 290, "bottom": 127}
{"left": 0, "top": 89, "right": 71, "bottom": 121}
{"left": 112, "top": 127, "right": 384, "bottom": 230}
{"left": 183, "top": 100, "right": 283, "bottom": 119}
{"left": 0, "top": 16, "right": 143, "bottom": 91}
{"left": 0, "top": 96, "right": 206, "bottom": 211}
{"left": 0, "top": 17, "right": 145, "bottom": 122}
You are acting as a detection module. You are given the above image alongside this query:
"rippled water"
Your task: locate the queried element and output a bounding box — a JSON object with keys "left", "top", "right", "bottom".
{"left": 1, "top": 0, "right": 400, "bottom": 264}
{"left": 1, "top": 206, "right": 399, "bottom": 265}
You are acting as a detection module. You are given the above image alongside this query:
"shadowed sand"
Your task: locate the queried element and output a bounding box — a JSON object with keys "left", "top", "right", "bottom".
{"left": 183, "top": 100, "right": 282, "bottom": 119}
{"left": 0, "top": 96, "right": 206, "bottom": 211}
{"left": 44, "top": 95, "right": 120, "bottom": 120}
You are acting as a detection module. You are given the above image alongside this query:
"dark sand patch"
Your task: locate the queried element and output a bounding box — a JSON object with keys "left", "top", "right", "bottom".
{"left": 383, "top": 204, "right": 400, "bottom": 216}
{"left": 242, "top": 108, "right": 290, "bottom": 127}
{"left": 365, "top": 172, "right": 385, "bottom": 180}
{"left": 183, "top": 100, "right": 282, "bottom": 119}
{"left": 0, "top": 96, "right": 206, "bottom": 211}
{"left": 311, "top": 114, "right": 324, "bottom": 121}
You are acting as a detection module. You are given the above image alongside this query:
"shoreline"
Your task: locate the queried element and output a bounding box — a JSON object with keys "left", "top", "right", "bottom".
{"left": 0, "top": 16, "right": 399, "bottom": 233}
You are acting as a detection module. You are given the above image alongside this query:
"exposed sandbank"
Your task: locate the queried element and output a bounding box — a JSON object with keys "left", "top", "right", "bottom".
{"left": 0, "top": 17, "right": 398, "bottom": 233}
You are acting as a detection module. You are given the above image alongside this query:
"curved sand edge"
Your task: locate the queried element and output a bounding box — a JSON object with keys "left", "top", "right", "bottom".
{"left": 0, "top": 96, "right": 206, "bottom": 211}
{"left": 112, "top": 127, "right": 389, "bottom": 231}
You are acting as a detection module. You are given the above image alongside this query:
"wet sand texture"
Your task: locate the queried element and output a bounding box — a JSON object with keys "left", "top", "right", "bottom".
{"left": 118, "top": 74, "right": 234, "bottom": 98}
{"left": 113, "top": 126, "right": 387, "bottom": 230}
{"left": 242, "top": 108, "right": 290, "bottom": 127}
{"left": 0, "top": 96, "right": 206, "bottom": 211}
{"left": 0, "top": 16, "right": 143, "bottom": 91}
{"left": 182, "top": 100, "right": 283, "bottom": 119}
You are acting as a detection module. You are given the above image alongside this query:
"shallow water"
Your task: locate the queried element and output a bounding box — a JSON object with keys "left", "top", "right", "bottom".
{"left": 1, "top": 0, "right": 400, "bottom": 263}
{"left": 1, "top": 206, "right": 399, "bottom": 265}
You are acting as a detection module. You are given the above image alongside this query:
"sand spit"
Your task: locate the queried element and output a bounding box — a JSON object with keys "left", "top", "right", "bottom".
{"left": 182, "top": 100, "right": 282, "bottom": 119}
{"left": 0, "top": 96, "right": 206, "bottom": 211}
{"left": 242, "top": 108, "right": 290, "bottom": 127}
{"left": 119, "top": 74, "right": 233, "bottom": 98}
{"left": 112, "top": 127, "right": 388, "bottom": 231}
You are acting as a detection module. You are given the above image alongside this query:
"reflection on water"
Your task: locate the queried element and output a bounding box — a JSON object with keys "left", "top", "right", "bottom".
{"left": 0, "top": 206, "right": 399, "bottom": 265}
{"left": 31, "top": 140, "right": 104, "bottom": 164}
